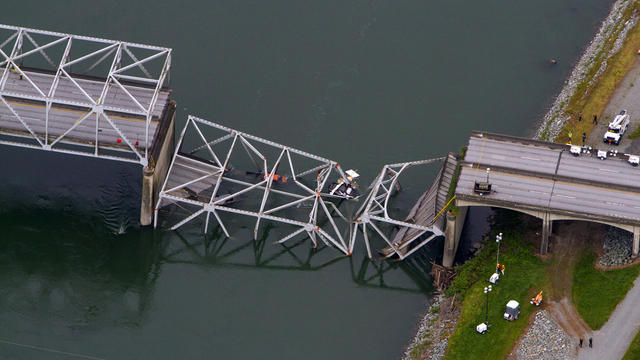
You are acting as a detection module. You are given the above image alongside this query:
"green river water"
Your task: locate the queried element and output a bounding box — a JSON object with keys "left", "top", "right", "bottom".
{"left": 0, "top": 1, "right": 615, "bottom": 359}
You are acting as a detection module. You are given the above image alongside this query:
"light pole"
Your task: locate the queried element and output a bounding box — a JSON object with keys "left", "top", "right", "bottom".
{"left": 484, "top": 285, "right": 492, "bottom": 325}
{"left": 496, "top": 232, "right": 503, "bottom": 271}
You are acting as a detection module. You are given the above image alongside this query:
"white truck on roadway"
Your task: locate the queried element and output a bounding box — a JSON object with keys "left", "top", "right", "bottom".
{"left": 603, "top": 109, "right": 630, "bottom": 145}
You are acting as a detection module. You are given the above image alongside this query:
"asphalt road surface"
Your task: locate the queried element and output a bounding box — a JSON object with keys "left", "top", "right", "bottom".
{"left": 577, "top": 275, "right": 640, "bottom": 359}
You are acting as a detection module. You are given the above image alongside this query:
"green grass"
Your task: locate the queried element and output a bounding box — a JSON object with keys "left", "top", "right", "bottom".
{"left": 623, "top": 329, "right": 640, "bottom": 359}
{"left": 443, "top": 225, "right": 549, "bottom": 360}
{"left": 572, "top": 251, "right": 640, "bottom": 330}
{"left": 628, "top": 124, "right": 640, "bottom": 140}
{"left": 551, "top": 1, "right": 640, "bottom": 144}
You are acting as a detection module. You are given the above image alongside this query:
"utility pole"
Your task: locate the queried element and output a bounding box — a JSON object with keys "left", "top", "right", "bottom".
{"left": 496, "top": 232, "right": 503, "bottom": 270}
{"left": 484, "top": 285, "right": 492, "bottom": 325}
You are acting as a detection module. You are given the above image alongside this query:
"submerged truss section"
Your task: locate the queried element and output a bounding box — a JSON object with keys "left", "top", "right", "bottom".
{"left": 155, "top": 115, "right": 357, "bottom": 255}
{"left": 351, "top": 157, "right": 450, "bottom": 260}
{"left": 0, "top": 24, "right": 172, "bottom": 165}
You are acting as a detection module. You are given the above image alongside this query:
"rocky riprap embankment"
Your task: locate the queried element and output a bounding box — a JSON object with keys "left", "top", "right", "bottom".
{"left": 403, "top": 295, "right": 457, "bottom": 360}
{"left": 599, "top": 226, "right": 637, "bottom": 267}
{"left": 517, "top": 310, "right": 573, "bottom": 360}
{"left": 535, "top": 0, "right": 638, "bottom": 141}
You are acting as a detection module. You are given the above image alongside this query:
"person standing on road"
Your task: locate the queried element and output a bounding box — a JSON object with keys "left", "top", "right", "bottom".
{"left": 579, "top": 338, "right": 583, "bottom": 347}
{"left": 593, "top": 114, "right": 598, "bottom": 124}
{"left": 589, "top": 337, "right": 593, "bottom": 348}
{"left": 582, "top": 133, "right": 586, "bottom": 145}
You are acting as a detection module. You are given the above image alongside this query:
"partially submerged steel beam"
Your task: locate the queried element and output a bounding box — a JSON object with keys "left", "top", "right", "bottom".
{"left": 155, "top": 115, "right": 356, "bottom": 255}
{"left": 351, "top": 157, "right": 449, "bottom": 260}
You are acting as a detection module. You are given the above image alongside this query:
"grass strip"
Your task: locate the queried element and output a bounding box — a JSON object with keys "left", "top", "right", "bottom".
{"left": 623, "top": 328, "right": 640, "bottom": 359}
{"left": 443, "top": 213, "right": 549, "bottom": 360}
{"left": 555, "top": 2, "right": 640, "bottom": 144}
{"left": 572, "top": 251, "right": 640, "bottom": 330}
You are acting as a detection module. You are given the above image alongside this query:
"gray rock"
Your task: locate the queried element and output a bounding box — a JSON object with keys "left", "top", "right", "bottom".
{"left": 517, "top": 310, "right": 573, "bottom": 360}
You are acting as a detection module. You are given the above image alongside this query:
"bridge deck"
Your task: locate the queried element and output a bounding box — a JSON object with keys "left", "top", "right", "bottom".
{"left": 387, "top": 153, "right": 457, "bottom": 251}
{"left": 457, "top": 132, "right": 640, "bottom": 226}
{"left": 0, "top": 69, "right": 171, "bottom": 150}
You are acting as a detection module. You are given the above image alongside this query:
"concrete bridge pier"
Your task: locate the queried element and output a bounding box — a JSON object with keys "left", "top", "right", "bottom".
{"left": 140, "top": 101, "right": 177, "bottom": 226}
{"left": 442, "top": 206, "right": 468, "bottom": 268}
{"left": 541, "top": 213, "right": 552, "bottom": 255}
{"left": 634, "top": 227, "right": 640, "bottom": 256}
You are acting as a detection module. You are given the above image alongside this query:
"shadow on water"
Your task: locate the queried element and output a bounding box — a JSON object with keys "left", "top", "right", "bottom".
{"left": 163, "top": 223, "right": 435, "bottom": 294}
{"left": 0, "top": 194, "right": 436, "bottom": 336}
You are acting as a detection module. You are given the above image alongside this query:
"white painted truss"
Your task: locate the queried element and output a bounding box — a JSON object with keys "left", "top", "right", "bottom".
{"left": 155, "top": 115, "right": 357, "bottom": 255}
{"left": 350, "top": 158, "right": 447, "bottom": 260}
{"left": 0, "top": 24, "right": 171, "bottom": 165}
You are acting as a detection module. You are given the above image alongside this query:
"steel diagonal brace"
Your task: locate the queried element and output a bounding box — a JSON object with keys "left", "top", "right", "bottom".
{"left": 191, "top": 119, "right": 223, "bottom": 167}
{"left": 23, "top": 32, "right": 56, "bottom": 68}
{"left": 49, "top": 110, "right": 94, "bottom": 148}
{"left": 101, "top": 112, "right": 144, "bottom": 163}
{"left": 0, "top": 29, "right": 22, "bottom": 93}
{"left": 0, "top": 95, "right": 44, "bottom": 147}
{"left": 171, "top": 208, "right": 205, "bottom": 230}
{"left": 254, "top": 148, "right": 287, "bottom": 239}
{"left": 123, "top": 46, "right": 152, "bottom": 79}
{"left": 0, "top": 35, "right": 67, "bottom": 67}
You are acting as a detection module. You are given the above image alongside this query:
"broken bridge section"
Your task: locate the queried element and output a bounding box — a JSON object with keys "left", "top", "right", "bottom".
{"left": 155, "top": 115, "right": 357, "bottom": 255}
{"left": 350, "top": 154, "right": 457, "bottom": 260}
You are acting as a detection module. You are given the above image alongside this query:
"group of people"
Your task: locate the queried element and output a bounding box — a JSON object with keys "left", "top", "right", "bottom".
{"left": 496, "top": 263, "right": 505, "bottom": 275}
{"left": 579, "top": 337, "right": 593, "bottom": 348}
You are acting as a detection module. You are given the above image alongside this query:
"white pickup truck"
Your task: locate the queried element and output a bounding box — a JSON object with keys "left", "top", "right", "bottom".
{"left": 603, "top": 110, "right": 630, "bottom": 145}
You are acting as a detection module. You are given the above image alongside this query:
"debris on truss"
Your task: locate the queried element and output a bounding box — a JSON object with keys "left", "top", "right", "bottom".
{"left": 350, "top": 153, "right": 458, "bottom": 260}
{"left": 155, "top": 115, "right": 360, "bottom": 255}
{"left": 0, "top": 24, "right": 172, "bottom": 165}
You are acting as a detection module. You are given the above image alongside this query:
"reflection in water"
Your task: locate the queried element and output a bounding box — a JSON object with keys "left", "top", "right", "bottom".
{"left": 166, "top": 225, "right": 434, "bottom": 294}
{"left": 0, "top": 196, "right": 434, "bottom": 338}
{"left": 0, "top": 203, "right": 161, "bottom": 332}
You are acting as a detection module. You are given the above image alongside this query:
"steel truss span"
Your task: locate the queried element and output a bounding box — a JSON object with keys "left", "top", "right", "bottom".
{"left": 351, "top": 158, "right": 446, "bottom": 260}
{"left": 155, "top": 115, "right": 357, "bottom": 255}
{"left": 0, "top": 24, "right": 171, "bottom": 165}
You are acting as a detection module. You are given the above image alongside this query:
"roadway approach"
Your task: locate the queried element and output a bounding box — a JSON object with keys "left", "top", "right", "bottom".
{"left": 455, "top": 131, "right": 640, "bottom": 258}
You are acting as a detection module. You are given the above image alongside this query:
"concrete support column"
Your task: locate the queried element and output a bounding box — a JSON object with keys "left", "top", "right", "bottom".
{"left": 633, "top": 227, "right": 640, "bottom": 256}
{"left": 442, "top": 213, "right": 457, "bottom": 268}
{"left": 541, "top": 213, "right": 552, "bottom": 255}
{"left": 140, "top": 166, "right": 155, "bottom": 226}
{"left": 442, "top": 206, "right": 468, "bottom": 268}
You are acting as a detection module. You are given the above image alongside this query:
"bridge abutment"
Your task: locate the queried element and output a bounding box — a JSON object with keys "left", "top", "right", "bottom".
{"left": 442, "top": 206, "right": 468, "bottom": 268}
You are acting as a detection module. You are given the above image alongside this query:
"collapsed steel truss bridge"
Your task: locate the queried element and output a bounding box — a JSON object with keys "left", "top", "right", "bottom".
{"left": 156, "top": 116, "right": 449, "bottom": 259}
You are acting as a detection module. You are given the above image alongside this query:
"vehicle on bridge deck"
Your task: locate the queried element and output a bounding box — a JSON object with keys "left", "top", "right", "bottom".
{"left": 603, "top": 109, "right": 630, "bottom": 145}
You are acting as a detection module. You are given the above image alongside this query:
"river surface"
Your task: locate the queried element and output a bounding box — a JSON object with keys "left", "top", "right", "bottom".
{"left": 0, "top": 1, "right": 614, "bottom": 359}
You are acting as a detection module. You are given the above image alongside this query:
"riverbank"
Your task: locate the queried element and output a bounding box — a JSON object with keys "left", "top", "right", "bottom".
{"left": 406, "top": 1, "right": 640, "bottom": 358}
{"left": 535, "top": 0, "right": 640, "bottom": 142}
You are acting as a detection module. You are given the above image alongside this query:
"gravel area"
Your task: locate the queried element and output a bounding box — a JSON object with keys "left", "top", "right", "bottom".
{"left": 403, "top": 295, "right": 458, "bottom": 360}
{"left": 517, "top": 310, "right": 574, "bottom": 360}
{"left": 598, "top": 226, "right": 636, "bottom": 267}
{"left": 534, "top": 0, "right": 637, "bottom": 141}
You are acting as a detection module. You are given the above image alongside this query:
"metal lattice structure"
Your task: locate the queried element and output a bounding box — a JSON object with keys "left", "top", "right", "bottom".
{"left": 351, "top": 158, "right": 447, "bottom": 260}
{"left": 155, "top": 115, "right": 356, "bottom": 255}
{"left": 0, "top": 24, "right": 171, "bottom": 165}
